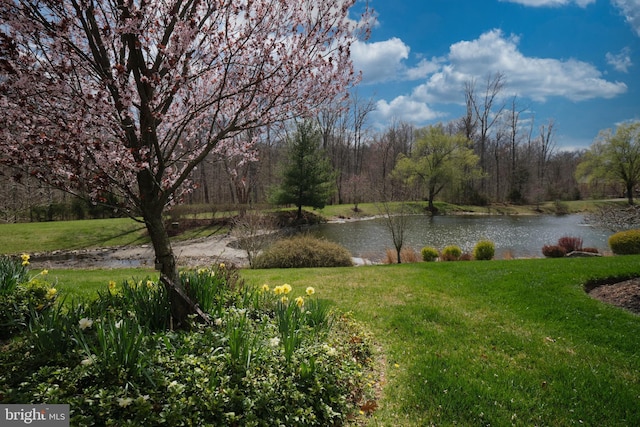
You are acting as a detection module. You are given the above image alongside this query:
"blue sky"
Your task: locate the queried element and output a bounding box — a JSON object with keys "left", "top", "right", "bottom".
{"left": 350, "top": 0, "right": 640, "bottom": 150}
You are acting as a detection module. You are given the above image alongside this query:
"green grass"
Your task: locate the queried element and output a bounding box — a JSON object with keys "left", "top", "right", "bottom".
{"left": 0, "top": 217, "right": 226, "bottom": 255}
{"left": 240, "top": 256, "right": 640, "bottom": 426}
{"left": 49, "top": 268, "right": 157, "bottom": 301}
{"left": 43, "top": 256, "right": 640, "bottom": 426}
{"left": 0, "top": 218, "right": 148, "bottom": 254}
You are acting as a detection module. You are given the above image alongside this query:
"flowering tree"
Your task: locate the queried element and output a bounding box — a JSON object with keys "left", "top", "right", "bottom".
{"left": 0, "top": 0, "right": 368, "bottom": 323}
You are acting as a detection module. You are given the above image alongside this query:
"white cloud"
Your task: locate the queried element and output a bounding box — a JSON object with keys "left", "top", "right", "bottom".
{"left": 372, "top": 96, "right": 444, "bottom": 125}
{"left": 434, "top": 29, "right": 627, "bottom": 102}
{"left": 606, "top": 47, "right": 633, "bottom": 72}
{"left": 612, "top": 0, "right": 640, "bottom": 36}
{"left": 499, "top": 0, "right": 595, "bottom": 6}
{"left": 351, "top": 38, "right": 409, "bottom": 84}
{"left": 367, "top": 29, "right": 627, "bottom": 127}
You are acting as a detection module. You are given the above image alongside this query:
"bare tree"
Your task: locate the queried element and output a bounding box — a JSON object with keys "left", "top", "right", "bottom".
{"left": 232, "top": 210, "right": 278, "bottom": 268}
{"left": 465, "top": 72, "right": 506, "bottom": 194}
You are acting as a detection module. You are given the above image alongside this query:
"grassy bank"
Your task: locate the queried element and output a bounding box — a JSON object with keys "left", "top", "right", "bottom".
{"left": 44, "top": 256, "right": 640, "bottom": 426}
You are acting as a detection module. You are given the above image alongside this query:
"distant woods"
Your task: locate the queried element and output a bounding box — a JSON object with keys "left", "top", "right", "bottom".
{"left": 0, "top": 78, "right": 630, "bottom": 223}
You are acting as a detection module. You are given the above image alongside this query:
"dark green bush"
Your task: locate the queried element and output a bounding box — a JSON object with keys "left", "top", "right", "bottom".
{"left": 473, "top": 240, "right": 495, "bottom": 261}
{"left": 253, "top": 235, "right": 353, "bottom": 268}
{"left": 421, "top": 246, "right": 439, "bottom": 262}
{"left": 441, "top": 245, "right": 462, "bottom": 261}
{"left": 609, "top": 229, "right": 640, "bottom": 255}
{"left": 542, "top": 245, "right": 567, "bottom": 258}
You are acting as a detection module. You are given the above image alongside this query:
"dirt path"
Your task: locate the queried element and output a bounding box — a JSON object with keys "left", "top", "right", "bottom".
{"left": 31, "top": 234, "right": 249, "bottom": 269}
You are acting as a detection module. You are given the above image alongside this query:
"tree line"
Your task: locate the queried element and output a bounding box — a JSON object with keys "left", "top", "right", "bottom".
{"left": 3, "top": 75, "right": 636, "bottom": 223}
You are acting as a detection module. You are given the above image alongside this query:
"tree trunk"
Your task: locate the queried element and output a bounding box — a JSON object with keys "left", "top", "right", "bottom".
{"left": 627, "top": 183, "right": 635, "bottom": 205}
{"left": 138, "top": 169, "right": 200, "bottom": 328}
{"left": 143, "top": 205, "right": 195, "bottom": 327}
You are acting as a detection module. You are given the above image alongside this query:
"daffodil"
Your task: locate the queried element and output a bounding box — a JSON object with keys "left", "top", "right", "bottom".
{"left": 41, "top": 269, "right": 48, "bottom": 276}
{"left": 79, "top": 317, "right": 93, "bottom": 330}
{"left": 282, "top": 283, "right": 292, "bottom": 294}
{"left": 273, "top": 285, "right": 283, "bottom": 295}
{"left": 281, "top": 296, "right": 288, "bottom": 304}
{"left": 20, "top": 253, "right": 30, "bottom": 266}
{"left": 81, "top": 355, "right": 95, "bottom": 366}
{"left": 305, "top": 286, "right": 315, "bottom": 296}
{"left": 46, "top": 288, "right": 57, "bottom": 300}
{"left": 269, "top": 337, "right": 280, "bottom": 347}
{"left": 219, "top": 262, "right": 226, "bottom": 269}
{"left": 261, "top": 283, "right": 270, "bottom": 292}
{"left": 295, "top": 296, "right": 305, "bottom": 308}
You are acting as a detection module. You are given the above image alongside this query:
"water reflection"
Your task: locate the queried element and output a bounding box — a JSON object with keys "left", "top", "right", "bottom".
{"left": 311, "top": 214, "right": 612, "bottom": 261}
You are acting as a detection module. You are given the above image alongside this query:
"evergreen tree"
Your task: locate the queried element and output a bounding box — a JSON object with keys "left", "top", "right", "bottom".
{"left": 271, "top": 121, "right": 336, "bottom": 219}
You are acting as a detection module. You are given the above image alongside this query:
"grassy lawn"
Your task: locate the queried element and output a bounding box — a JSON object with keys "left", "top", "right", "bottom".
{"left": 240, "top": 257, "right": 640, "bottom": 426}
{"left": 44, "top": 256, "right": 640, "bottom": 426}
{"left": 0, "top": 218, "right": 148, "bottom": 254}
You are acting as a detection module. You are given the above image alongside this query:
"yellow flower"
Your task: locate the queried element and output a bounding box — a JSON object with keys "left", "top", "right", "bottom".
{"left": 282, "top": 284, "right": 292, "bottom": 294}
{"left": 20, "top": 253, "right": 30, "bottom": 266}
{"left": 41, "top": 269, "right": 48, "bottom": 276}
{"left": 219, "top": 262, "right": 226, "bottom": 269}
{"left": 281, "top": 296, "right": 288, "bottom": 304}
{"left": 146, "top": 280, "right": 154, "bottom": 289}
{"left": 108, "top": 280, "right": 116, "bottom": 290}
{"left": 261, "top": 284, "right": 270, "bottom": 292}
{"left": 46, "top": 288, "right": 57, "bottom": 300}
{"left": 305, "top": 287, "right": 315, "bottom": 296}
{"left": 295, "top": 296, "right": 305, "bottom": 308}
{"left": 273, "top": 285, "right": 283, "bottom": 295}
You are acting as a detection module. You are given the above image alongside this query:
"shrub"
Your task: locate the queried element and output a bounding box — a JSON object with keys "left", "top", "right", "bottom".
{"left": 421, "top": 246, "right": 439, "bottom": 262}
{"left": 253, "top": 235, "right": 353, "bottom": 268}
{"left": 0, "top": 259, "right": 58, "bottom": 340}
{"left": 557, "top": 236, "right": 583, "bottom": 253}
{"left": 441, "top": 245, "right": 462, "bottom": 261}
{"left": 609, "top": 229, "right": 640, "bottom": 255}
{"left": 542, "top": 245, "right": 567, "bottom": 258}
{"left": 0, "top": 255, "right": 29, "bottom": 294}
{"left": 473, "top": 240, "right": 495, "bottom": 260}
{"left": 1, "top": 278, "right": 376, "bottom": 427}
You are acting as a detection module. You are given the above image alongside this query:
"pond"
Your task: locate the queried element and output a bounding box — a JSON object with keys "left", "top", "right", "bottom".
{"left": 310, "top": 214, "right": 613, "bottom": 261}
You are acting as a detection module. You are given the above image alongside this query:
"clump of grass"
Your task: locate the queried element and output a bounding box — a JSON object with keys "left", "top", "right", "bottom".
{"left": 253, "top": 235, "right": 353, "bottom": 268}
{"left": 384, "top": 247, "right": 420, "bottom": 264}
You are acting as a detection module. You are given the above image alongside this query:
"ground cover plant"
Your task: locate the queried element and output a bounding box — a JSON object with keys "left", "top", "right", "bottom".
{"left": 0, "top": 259, "right": 376, "bottom": 426}
{"left": 242, "top": 256, "right": 640, "bottom": 426}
